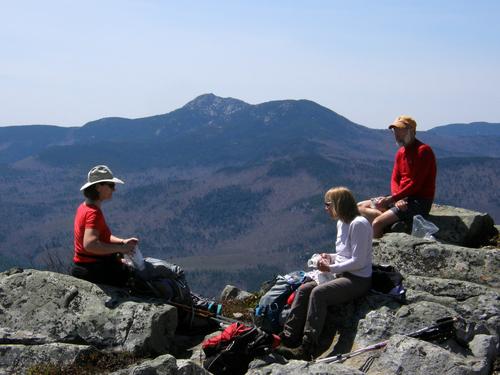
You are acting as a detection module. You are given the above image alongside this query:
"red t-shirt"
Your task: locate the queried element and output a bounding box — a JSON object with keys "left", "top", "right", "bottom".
{"left": 391, "top": 139, "right": 436, "bottom": 202}
{"left": 73, "top": 202, "right": 112, "bottom": 263}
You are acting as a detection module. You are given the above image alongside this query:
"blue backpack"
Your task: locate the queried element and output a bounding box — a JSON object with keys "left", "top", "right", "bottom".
{"left": 254, "top": 271, "right": 307, "bottom": 333}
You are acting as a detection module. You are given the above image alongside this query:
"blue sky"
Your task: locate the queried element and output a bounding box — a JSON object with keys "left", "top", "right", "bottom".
{"left": 1, "top": 1, "right": 499, "bottom": 130}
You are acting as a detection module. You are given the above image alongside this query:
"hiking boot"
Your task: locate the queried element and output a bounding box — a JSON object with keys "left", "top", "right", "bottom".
{"left": 275, "top": 343, "right": 313, "bottom": 361}
{"left": 279, "top": 332, "right": 301, "bottom": 349}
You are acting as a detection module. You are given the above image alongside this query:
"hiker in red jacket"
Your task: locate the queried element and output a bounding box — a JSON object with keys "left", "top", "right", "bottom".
{"left": 358, "top": 116, "right": 437, "bottom": 238}
{"left": 72, "top": 165, "right": 139, "bottom": 286}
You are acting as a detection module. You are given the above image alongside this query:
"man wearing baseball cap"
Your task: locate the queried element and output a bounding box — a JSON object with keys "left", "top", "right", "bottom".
{"left": 358, "top": 115, "right": 437, "bottom": 238}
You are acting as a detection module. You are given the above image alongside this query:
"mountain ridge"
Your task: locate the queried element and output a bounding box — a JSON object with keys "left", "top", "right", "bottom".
{"left": 1, "top": 94, "right": 500, "bottom": 166}
{"left": 427, "top": 121, "right": 500, "bottom": 136}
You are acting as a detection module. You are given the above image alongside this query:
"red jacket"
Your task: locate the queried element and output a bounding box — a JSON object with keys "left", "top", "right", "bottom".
{"left": 73, "top": 202, "right": 112, "bottom": 263}
{"left": 391, "top": 139, "right": 436, "bottom": 202}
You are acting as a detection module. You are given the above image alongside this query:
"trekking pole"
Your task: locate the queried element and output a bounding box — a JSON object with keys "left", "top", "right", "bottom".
{"left": 168, "top": 300, "right": 244, "bottom": 326}
{"left": 315, "top": 316, "right": 458, "bottom": 364}
{"left": 314, "top": 340, "right": 388, "bottom": 364}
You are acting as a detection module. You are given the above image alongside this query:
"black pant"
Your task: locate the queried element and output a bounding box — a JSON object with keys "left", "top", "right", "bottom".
{"left": 71, "top": 260, "right": 131, "bottom": 287}
{"left": 390, "top": 196, "right": 433, "bottom": 222}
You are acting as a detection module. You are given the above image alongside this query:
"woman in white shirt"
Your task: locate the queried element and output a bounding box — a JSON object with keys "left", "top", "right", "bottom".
{"left": 278, "top": 187, "right": 373, "bottom": 360}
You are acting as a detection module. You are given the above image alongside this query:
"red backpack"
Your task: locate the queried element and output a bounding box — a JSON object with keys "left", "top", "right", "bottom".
{"left": 202, "top": 322, "right": 280, "bottom": 375}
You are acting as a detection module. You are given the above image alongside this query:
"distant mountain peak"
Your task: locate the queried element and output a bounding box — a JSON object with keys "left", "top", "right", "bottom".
{"left": 182, "top": 93, "right": 251, "bottom": 116}
{"left": 428, "top": 121, "right": 500, "bottom": 136}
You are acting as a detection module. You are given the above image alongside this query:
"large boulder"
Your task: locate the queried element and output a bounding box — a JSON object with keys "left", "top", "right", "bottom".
{"left": 427, "top": 205, "right": 497, "bottom": 247}
{"left": 245, "top": 230, "right": 500, "bottom": 374}
{"left": 220, "top": 284, "right": 254, "bottom": 301}
{"left": 373, "top": 233, "right": 499, "bottom": 288}
{"left": 109, "top": 354, "right": 210, "bottom": 375}
{"left": 0, "top": 268, "right": 177, "bottom": 356}
{"left": 0, "top": 342, "right": 97, "bottom": 375}
{"left": 351, "top": 334, "right": 497, "bottom": 375}
{"left": 403, "top": 275, "right": 500, "bottom": 338}
{"left": 247, "top": 356, "right": 364, "bottom": 374}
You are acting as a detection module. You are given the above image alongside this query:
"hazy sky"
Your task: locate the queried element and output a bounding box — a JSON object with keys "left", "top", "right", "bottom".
{"left": 1, "top": 1, "right": 499, "bottom": 130}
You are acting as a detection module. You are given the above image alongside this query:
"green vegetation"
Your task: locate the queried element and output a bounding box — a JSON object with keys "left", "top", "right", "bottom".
{"left": 222, "top": 293, "right": 262, "bottom": 323}
{"left": 26, "top": 351, "right": 140, "bottom": 375}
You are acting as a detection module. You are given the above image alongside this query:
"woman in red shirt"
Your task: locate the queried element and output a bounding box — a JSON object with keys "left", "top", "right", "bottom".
{"left": 72, "top": 165, "right": 138, "bottom": 286}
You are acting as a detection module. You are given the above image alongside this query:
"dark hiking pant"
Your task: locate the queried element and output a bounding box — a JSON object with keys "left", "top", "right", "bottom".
{"left": 71, "top": 261, "right": 131, "bottom": 288}
{"left": 282, "top": 273, "right": 371, "bottom": 347}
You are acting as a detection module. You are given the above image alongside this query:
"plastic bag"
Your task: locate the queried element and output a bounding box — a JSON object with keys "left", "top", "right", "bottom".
{"left": 411, "top": 215, "right": 439, "bottom": 240}
{"left": 123, "top": 246, "right": 145, "bottom": 271}
{"left": 307, "top": 253, "right": 322, "bottom": 268}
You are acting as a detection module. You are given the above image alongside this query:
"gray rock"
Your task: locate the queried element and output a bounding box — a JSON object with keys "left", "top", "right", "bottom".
{"left": 404, "top": 275, "right": 493, "bottom": 301}
{"left": 364, "top": 334, "right": 494, "bottom": 375}
{"left": 220, "top": 284, "right": 254, "bottom": 301}
{"left": 373, "top": 233, "right": 500, "bottom": 288}
{"left": 247, "top": 358, "right": 364, "bottom": 374}
{"left": 404, "top": 275, "right": 500, "bottom": 334}
{"left": 468, "top": 334, "right": 499, "bottom": 374}
{"left": 0, "top": 269, "right": 177, "bottom": 355}
{"left": 177, "top": 359, "right": 212, "bottom": 374}
{"left": 111, "top": 356, "right": 209, "bottom": 375}
{"left": 0, "top": 343, "right": 97, "bottom": 375}
{"left": 428, "top": 204, "right": 497, "bottom": 247}
{"left": 109, "top": 354, "right": 177, "bottom": 375}
{"left": 0, "top": 327, "right": 49, "bottom": 345}
{"left": 355, "top": 301, "right": 458, "bottom": 347}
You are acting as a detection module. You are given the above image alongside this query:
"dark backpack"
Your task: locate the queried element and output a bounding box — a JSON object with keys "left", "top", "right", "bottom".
{"left": 202, "top": 322, "right": 279, "bottom": 375}
{"left": 136, "top": 258, "right": 219, "bottom": 314}
{"left": 254, "top": 271, "right": 307, "bottom": 333}
{"left": 371, "top": 264, "right": 406, "bottom": 302}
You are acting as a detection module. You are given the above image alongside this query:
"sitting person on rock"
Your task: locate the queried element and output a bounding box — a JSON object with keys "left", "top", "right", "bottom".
{"left": 71, "top": 165, "right": 221, "bottom": 316}
{"left": 72, "top": 165, "right": 138, "bottom": 287}
{"left": 358, "top": 115, "right": 436, "bottom": 238}
{"left": 277, "top": 187, "right": 373, "bottom": 360}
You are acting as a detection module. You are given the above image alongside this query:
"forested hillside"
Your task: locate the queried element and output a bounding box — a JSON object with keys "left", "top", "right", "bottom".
{"left": 1, "top": 94, "right": 499, "bottom": 295}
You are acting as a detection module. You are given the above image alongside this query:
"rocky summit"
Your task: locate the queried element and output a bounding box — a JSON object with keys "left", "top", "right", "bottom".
{"left": 0, "top": 205, "right": 499, "bottom": 374}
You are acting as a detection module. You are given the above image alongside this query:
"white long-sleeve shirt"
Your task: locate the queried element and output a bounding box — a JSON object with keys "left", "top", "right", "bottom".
{"left": 329, "top": 216, "right": 373, "bottom": 278}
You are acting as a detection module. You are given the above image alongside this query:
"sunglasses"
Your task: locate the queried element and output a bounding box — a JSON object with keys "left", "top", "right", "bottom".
{"left": 101, "top": 182, "right": 115, "bottom": 190}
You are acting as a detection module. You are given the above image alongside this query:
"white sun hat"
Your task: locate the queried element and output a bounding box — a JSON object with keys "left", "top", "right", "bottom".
{"left": 80, "top": 165, "right": 124, "bottom": 191}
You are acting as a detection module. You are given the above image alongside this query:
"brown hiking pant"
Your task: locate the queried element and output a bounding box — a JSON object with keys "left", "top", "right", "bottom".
{"left": 282, "top": 273, "right": 371, "bottom": 347}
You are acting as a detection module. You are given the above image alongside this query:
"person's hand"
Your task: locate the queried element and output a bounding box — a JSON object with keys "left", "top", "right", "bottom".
{"left": 317, "top": 259, "right": 331, "bottom": 272}
{"left": 369, "top": 196, "right": 383, "bottom": 210}
{"left": 395, "top": 199, "right": 408, "bottom": 211}
{"left": 121, "top": 238, "right": 138, "bottom": 255}
{"left": 376, "top": 196, "right": 393, "bottom": 210}
{"left": 123, "top": 237, "right": 139, "bottom": 245}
